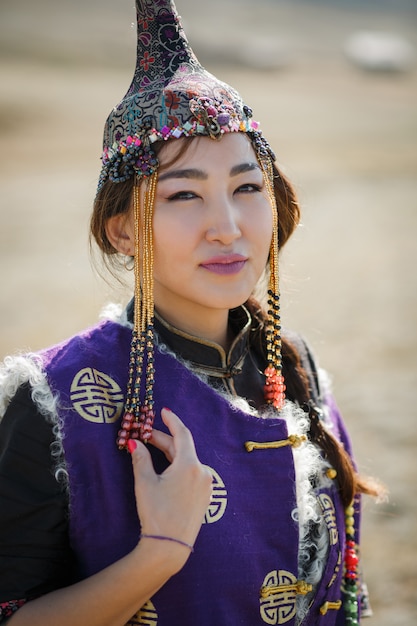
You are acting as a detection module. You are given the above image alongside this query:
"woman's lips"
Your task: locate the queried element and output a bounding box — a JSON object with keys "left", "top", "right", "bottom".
{"left": 200, "top": 255, "right": 248, "bottom": 275}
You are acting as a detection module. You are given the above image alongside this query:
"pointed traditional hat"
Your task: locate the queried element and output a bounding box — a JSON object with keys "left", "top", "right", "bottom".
{"left": 99, "top": 1, "right": 285, "bottom": 449}
{"left": 98, "top": 0, "right": 274, "bottom": 191}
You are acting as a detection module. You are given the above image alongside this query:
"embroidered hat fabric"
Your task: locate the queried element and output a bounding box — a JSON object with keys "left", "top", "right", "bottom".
{"left": 97, "top": 0, "right": 273, "bottom": 191}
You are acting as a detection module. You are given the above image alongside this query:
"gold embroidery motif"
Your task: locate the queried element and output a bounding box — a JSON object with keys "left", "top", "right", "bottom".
{"left": 127, "top": 600, "right": 158, "bottom": 625}
{"left": 203, "top": 466, "right": 227, "bottom": 524}
{"left": 318, "top": 493, "right": 339, "bottom": 546}
{"left": 70, "top": 368, "right": 124, "bottom": 423}
{"left": 260, "top": 570, "right": 311, "bottom": 624}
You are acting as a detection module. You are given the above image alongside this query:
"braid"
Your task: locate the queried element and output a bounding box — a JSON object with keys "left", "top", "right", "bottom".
{"left": 246, "top": 297, "right": 381, "bottom": 506}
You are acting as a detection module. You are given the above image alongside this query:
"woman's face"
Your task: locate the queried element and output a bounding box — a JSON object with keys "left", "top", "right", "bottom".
{"left": 135, "top": 133, "right": 273, "bottom": 332}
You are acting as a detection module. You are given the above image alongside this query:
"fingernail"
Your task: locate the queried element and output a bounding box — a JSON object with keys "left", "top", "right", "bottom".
{"left": 162, "top": 407, "right": 171, "bottom": 412}
{"left": 127, "top": 439, "right": 137, "bottom": 454}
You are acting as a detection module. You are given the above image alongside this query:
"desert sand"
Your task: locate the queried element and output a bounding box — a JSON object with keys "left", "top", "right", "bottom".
{"left": 1, "top": 0, "right": 416, "bottom": 623}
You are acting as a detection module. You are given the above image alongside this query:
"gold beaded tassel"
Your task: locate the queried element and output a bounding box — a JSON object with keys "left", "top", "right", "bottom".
{"left": 259, "top": 156, "right": 286, "bottom": 410}
{"left": 117, "top": 172, "right": 158, "bottom": 450}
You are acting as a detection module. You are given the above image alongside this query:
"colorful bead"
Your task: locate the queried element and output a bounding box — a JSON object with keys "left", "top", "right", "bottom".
{"left": 346, "top": 515, "right": 355, "bottom": 527}
{"left": 263, "top": 366, "right": 286, "bottom": 409}
{"left": 345, "top": 550, "right": 359, "bottom": 569}
{"left": 217, "top": 113, "right": 230, "bottom": 126}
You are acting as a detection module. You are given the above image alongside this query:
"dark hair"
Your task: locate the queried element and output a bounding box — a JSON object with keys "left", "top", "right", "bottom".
{"left": 90, "top": 135, "right": 382, "bottom": 506}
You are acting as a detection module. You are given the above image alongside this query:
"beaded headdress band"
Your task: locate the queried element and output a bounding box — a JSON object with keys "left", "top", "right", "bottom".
{"left": 97, "top": 0, "right": 285, "bottom": 450}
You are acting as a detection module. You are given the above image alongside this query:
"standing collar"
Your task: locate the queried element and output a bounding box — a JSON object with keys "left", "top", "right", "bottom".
{"left": 126, "top": 299, "right": 253, "bottom": 378}
{"left": 154, "top": 306, "right": 252, "bottom": 378}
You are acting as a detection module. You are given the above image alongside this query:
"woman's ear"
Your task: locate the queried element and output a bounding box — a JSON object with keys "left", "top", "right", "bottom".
{"left": 105, "top": 213, "right": 135, "bottom": 256}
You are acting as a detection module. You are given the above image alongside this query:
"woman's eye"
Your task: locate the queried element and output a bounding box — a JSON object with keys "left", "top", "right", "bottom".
{"left": 236, "top": 183, "right": 262, "bottom": 194}
{"left": 167, "top": 191, "right": 197, "bottom": 201}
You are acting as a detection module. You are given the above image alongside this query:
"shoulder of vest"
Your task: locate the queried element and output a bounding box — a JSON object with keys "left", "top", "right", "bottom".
{"left": 40, "top": 319, "right": 129, "bottom": 364}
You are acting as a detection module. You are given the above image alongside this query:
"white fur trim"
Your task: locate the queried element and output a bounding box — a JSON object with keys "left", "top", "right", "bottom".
{"left": 99, "top": 301, "right": 129, "bottom": 324}
{"left": 282, "top": 402, "right": 332, "bottom": 622}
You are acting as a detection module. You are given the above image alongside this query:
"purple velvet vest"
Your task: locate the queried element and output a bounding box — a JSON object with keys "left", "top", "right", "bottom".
{"left": 41, "top": 319, "right": 355, "bottom": 625}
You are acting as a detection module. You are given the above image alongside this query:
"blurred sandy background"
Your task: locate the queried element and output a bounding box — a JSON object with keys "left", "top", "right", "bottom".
{"left": 1, "top": 0, "right": 416, "bottom": 622}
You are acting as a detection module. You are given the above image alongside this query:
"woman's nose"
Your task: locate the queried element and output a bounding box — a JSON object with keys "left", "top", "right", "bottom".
{"left": 205, "top": 197, "right": 242, "bottom": 245}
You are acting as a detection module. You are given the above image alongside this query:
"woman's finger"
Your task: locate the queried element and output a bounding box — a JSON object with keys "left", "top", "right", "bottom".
{"left": 134, "top": 408, "right": 195, "bottom": 466}
{"left": 158, "top": 407, "right": 197, "bottom": 460}
{"left": 129, "top": 439, "right": 158, "bottom": 484}
{"left": 149, "top": 427, "right": 175, "bottom": 463}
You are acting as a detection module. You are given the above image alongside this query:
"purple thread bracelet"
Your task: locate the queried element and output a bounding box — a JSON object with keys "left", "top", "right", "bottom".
{"left": 140, "top": 533, "right": 194, "bottom": 552}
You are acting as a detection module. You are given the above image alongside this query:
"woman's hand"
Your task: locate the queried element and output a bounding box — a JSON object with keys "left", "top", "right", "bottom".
{"left": 129, "top": 408, "right": 213, "bottom": 569}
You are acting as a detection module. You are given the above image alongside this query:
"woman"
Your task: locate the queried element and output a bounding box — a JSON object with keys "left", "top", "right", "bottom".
{"left": 0, "top": 1, "right": 379, "bottom": 624}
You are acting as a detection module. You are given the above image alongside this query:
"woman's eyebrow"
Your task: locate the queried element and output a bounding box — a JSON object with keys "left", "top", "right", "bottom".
{"left": 230, "top": 162, "right": 261, "bottom": 177}
{"left": 158, "top": 162, "right": 261, "bottom": 182}
{"left": 158, "top": 168, "right": 207, "bottom": 182}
